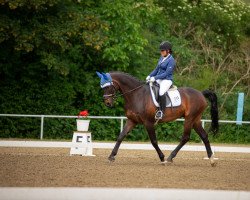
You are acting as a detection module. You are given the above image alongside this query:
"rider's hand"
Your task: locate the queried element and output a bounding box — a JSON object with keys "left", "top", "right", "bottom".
{"left": 150, "top": 77, "right": 155, "bottom": 82}
{"left": 146, "top": 76, "right": 150, "bottom": 82}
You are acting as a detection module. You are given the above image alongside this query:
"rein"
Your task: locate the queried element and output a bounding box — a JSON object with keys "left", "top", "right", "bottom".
{"left": 103, "top": 83, "right": 146, "bottom": 100}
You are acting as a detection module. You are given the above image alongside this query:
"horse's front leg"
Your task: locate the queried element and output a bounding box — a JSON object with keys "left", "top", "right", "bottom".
{"left": 166, "top": 121, "right": 192, "bottom": 163}
{"left": 108, "top": 119, "right": 136, "bottom": 162}
{"left": 145, "top": 122, "right": 165, "bottom": 162}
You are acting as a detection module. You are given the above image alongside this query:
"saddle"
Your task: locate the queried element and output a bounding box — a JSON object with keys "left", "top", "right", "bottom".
{"left": 152, "top": 82, "right": 176, "bottom": 103}
{"left": 149, "top": 82, "right": 181, "bottom": 108}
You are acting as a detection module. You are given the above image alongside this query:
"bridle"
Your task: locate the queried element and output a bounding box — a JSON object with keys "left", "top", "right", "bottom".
{"left": 103, "top": 82, "right": 146, "bottom": 101}
{"left": 103, "top": 84, "right": 117, "bottom": 100}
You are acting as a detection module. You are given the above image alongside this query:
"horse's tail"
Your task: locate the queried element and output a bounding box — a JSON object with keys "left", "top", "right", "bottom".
{"left": 202, "top": 90, "right": 219, "bottom": 135}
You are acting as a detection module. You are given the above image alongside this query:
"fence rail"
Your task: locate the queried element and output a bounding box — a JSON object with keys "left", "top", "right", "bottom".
{"left": 0, "top": 114, "right": 249, "bottom": 140}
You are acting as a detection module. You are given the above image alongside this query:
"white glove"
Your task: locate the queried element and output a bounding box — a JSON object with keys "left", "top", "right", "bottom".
{"left": 150, "top": 77, "right": 155, "bottom": 82}
{"left": 146, "top": 76, "right": 151, "bottom": 82}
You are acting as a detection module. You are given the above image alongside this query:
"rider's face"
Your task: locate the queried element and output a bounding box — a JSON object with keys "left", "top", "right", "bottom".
{"left": 160, "top": 50, "right": 169, "bottom": 57}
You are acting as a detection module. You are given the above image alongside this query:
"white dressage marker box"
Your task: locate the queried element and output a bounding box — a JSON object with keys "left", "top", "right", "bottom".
{"left": 70, "top": 132, "right": 95, "bottom": 156}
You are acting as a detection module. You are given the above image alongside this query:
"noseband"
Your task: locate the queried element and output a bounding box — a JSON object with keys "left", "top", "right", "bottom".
{"left": 103, "top": 85, "right": 117, "bottom": 100}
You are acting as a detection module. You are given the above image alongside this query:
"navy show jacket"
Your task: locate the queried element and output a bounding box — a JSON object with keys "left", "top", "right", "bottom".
{"left": 149, "top": 54, "right": 175, "bottom": 81}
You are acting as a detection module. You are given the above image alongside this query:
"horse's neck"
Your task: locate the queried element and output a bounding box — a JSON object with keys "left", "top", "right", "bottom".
{"left": 112, "top": 74, "right": 141, "bottom": 93}
{"left": 112, "top": 75, "right": 146, "bottom": 109}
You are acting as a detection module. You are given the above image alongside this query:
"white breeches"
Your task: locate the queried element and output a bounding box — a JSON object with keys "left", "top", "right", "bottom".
{"left": 156, "top": 79, "right": 173, "bottom": 96}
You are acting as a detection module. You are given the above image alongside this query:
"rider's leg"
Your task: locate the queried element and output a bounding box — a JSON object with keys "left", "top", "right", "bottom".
{"left": 159, "top": 94, "right": 166, "bottom": 114}
{"left": 155, "top": 79, "right": 172, "bottom": 119}
{"left": 159, "top": 80, "right": 173, "bottom": 96}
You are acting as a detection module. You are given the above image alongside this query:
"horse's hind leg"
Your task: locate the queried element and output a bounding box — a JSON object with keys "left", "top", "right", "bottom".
{"left": 145, "top": 123, "right": 165, "bottom": 162}
{"left": 193, "top": 121, "right": 216, "bottom": 167}
{"left": 166, "top": 121, "right": 192, "bottom": 163}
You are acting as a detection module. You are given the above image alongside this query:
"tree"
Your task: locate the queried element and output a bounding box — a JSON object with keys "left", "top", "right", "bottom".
{"left": 0, "top": 0, "right": 249, "bottom": 142}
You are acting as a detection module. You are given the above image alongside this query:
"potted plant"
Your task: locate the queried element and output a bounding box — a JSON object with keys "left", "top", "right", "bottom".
{"left": 76, "top": 110, "right": 90, "bottom": 132}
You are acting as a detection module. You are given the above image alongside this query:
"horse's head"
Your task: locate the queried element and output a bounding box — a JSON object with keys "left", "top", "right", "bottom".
{"left": 96, "top": 71, "right": 116, "bottom": 108}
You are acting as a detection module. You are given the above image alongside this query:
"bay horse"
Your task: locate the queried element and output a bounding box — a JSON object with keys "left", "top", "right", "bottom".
{"left": 98, "top": 71, "right": 219, "bottom": 166}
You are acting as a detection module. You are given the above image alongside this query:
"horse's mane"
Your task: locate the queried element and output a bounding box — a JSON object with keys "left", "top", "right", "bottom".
{"left": 110, "top": 71, "right": 144, "bottom": 84}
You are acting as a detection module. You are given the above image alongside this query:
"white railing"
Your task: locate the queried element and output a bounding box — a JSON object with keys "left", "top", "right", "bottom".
{"left": 0, "top": 114, "right": 249, "bottom": 140}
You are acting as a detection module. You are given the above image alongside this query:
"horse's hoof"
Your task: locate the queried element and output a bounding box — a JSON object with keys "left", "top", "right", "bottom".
{"left": 108, "top": 156, "right": 115, "bottom": 163}
{"left": 210, "top": 154, "right": 217, "bottom": 167}
{"left": 161, "top": 161, "right": 166, "bottom": 165}
{"left": 161, "top": 160, "right": 173, "bottom": 165}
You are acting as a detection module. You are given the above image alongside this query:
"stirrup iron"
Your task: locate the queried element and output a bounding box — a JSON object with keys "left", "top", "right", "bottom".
{"left": 155, "top": 110, "right": 163, "bottom": 120}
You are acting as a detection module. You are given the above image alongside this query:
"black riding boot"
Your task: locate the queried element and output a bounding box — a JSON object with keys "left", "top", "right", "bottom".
{"left": 155, "top": 95, "right": 166, "bottom": 119}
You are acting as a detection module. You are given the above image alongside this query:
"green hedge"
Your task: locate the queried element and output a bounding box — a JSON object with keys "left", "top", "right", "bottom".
{"left": 0, "top": 0, "right": 249, "bottom": 143}
{"left": 1, "top": 116, "right": 249, "bottom": 144}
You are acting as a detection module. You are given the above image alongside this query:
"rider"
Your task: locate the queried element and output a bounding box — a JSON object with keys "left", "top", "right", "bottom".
{"left": 146, "top": 41, "right": 176, "bottom": 120}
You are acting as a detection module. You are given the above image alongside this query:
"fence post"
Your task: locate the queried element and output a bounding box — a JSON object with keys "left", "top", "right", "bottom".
{"left": 120, "top": 118, "right": 124, "bottom": 133}
{"left": 40, "top": 115, "right": 44, "bottom": 140}
{"left": 202, "top": 120, "right": 205, "bottom": 128}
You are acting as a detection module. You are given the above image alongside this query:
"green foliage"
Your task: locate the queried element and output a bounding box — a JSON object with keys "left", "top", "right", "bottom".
{"left": 0, "top": 0, "right": 249, "bottom": 143}
{"left": 98, "top": 0, "right": 159, "bottom": 70}
{"left": 210, "top": 123, "right": 250, "bottom": 143}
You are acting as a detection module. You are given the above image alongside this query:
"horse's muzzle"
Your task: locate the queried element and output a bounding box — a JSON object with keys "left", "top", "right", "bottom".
{"left": 104, "top": 99, "right": 114, "bottom": 108}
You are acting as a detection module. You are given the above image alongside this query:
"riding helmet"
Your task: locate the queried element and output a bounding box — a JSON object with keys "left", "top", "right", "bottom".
{"left": 159, "top": 41, "right": 172, "bottom": 51}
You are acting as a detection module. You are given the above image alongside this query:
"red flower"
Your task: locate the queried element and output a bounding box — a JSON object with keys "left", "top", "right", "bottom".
{"left": 78, "top": 110, "right": 89, "bottom": 118}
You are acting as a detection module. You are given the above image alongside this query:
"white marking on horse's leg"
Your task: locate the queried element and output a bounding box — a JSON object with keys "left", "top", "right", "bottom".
{"left": 210, "top": 154, "right": 217, "bottom": 167}
{"left": 160, "top": 160, "right": 173, "bottom": 166}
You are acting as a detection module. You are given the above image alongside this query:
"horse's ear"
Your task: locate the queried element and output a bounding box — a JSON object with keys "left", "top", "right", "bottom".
{"left": 96, "top": 71, "right": 103, "bottom": 79}
{"left": 101, "top": 72, "right": 108, "bottom": 80}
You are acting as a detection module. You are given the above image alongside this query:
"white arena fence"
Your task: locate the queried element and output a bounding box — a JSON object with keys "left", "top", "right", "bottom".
{"left": 0, "top": 114, "right": 249, "bottom": 140}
